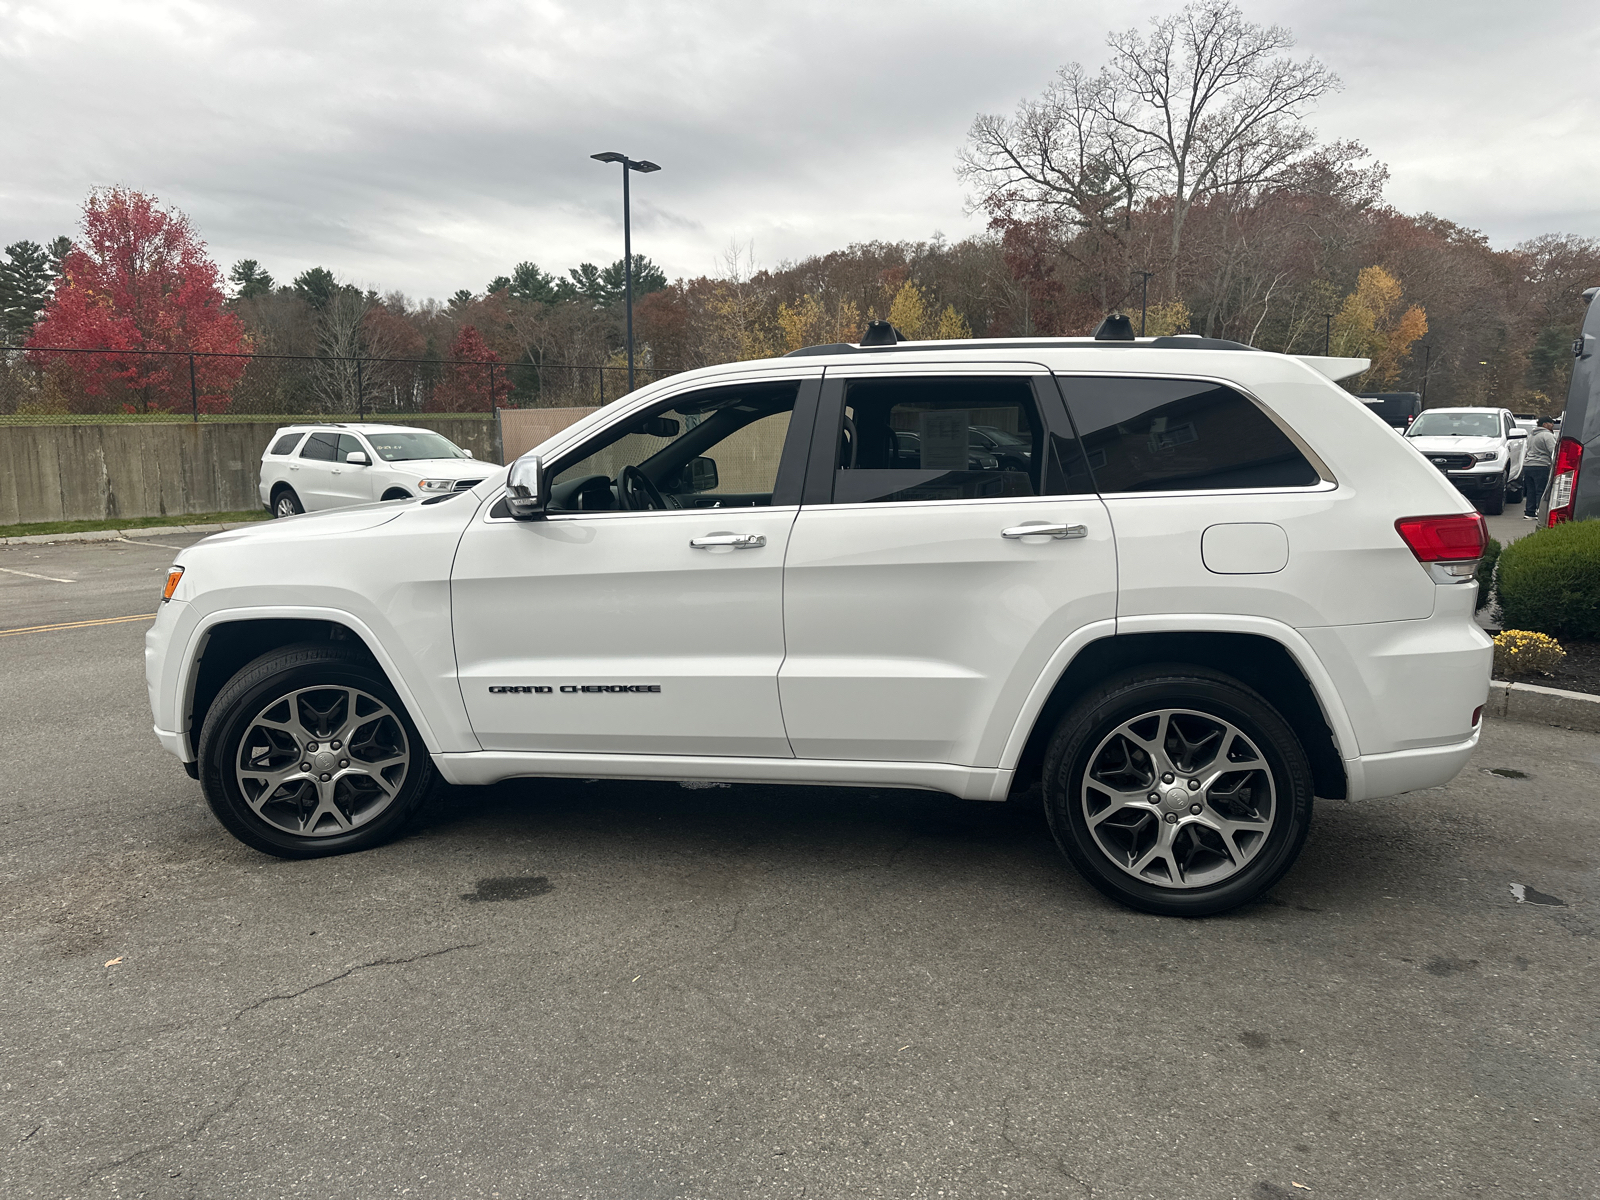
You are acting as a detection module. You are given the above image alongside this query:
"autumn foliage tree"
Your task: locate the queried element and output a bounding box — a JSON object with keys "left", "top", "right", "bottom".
{"left": 431, "top": 325, "right": 500, "bottom": 412}
{"left": 28, "top": 188, "right": 247, "bottom": 413}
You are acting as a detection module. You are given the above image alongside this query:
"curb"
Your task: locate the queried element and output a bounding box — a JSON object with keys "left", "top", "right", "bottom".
{"left": 0, "top": 521, "right": 261, "bottom": 547}
{"left": 1489, "top": 679, "right": 1600, "bottom": 734}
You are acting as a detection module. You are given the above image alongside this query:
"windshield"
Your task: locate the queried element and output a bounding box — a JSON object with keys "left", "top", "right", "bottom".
{"left": 364, "top": 431, "right": 468, "bottom": 462}
{"left": 1407, "top": 412, "right": 1499, "bottom": 438}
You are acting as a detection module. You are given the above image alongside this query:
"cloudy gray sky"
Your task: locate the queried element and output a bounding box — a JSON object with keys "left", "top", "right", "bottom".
{"left": 2, "top": 0, "right": 1596, "bottom": 302}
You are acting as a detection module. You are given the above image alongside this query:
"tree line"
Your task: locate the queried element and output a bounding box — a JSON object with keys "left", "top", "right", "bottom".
{"left": 2, "top": 0, "right": 1594, "bottom": 417}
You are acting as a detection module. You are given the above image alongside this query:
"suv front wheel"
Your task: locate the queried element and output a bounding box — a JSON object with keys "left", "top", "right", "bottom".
{"left": 196, "top": 644, "right": 436, "bottom": 858}
{"left": 1042, "top": 666, "right": 1314, "bottom": 916}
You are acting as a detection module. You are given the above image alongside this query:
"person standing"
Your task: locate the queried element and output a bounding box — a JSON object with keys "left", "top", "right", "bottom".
{"left": 1523, "top": 417, "right": 1558, "bottom": 518}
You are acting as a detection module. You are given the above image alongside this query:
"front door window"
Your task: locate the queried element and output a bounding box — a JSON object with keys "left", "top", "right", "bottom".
{"left": 547, "top": 380, "right": 802, "bottom": 512}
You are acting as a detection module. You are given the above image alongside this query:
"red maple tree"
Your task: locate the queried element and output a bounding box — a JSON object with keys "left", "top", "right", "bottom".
{"left": 430, "top": 324, "right": 500, "bottom": 412}
{"left": 28, "top": 188, "right": 248, "bottom": 413}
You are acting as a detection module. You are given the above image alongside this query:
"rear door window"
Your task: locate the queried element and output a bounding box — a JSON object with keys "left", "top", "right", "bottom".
{"left": 299, "top": 433, "right": 339, "bottom": 462}
{"left": 1057, "top": 376, "right": 1320, "bottom": 493}
{"left": 826, "top": 375, "right": 1094, "bottom": 504}
{"left": 270, "top": 433, "right": 305, "bottom": 456}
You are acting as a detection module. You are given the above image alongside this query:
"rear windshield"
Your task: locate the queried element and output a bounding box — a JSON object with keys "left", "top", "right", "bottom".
{"left": 1408, "top": 412, "right": 1499, "bottom": 437}
{"left": 364, "top": 431, "right": 467, "bottom": 462}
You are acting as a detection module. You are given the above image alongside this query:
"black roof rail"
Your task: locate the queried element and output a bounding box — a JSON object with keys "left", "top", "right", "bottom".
{"left": 782, "top": 335, "right": 1260, "bottom": 358}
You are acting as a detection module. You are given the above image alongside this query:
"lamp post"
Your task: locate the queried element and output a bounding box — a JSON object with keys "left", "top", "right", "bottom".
{"left": 1418, "top": 343, "right": 1431, "bottom": 405}
{"left": 1138, "top": 271, "right": 1154, "bottom": 337}
{"left": 1323, "top": 313, "right": 1333, "bottom": 356}
{"left": 591, "top": 151, "right": 661, "bottom": 394}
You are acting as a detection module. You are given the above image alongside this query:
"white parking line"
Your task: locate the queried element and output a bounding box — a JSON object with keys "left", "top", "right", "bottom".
{"left": 0, "top": 566, "right": 76, "bottom": 583}
{"left": 117, "top": 537, "right": 186, "bottom": 551}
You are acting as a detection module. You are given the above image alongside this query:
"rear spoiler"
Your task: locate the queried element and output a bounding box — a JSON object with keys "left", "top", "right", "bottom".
{"left": 1296, "top": 356, "right": 1370, "bottom": 382}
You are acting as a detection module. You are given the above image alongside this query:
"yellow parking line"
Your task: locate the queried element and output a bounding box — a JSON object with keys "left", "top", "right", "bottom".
{"left": 0, "top": 613, "right": 157, "bottom": 637}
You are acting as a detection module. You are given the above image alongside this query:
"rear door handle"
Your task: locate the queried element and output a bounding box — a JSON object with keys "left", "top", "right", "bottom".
{"left": 1001, "top": 523, "right": 1086, "bottom": 540}
{"left": 689, "top": 533, "right": 767, "bottom": 549}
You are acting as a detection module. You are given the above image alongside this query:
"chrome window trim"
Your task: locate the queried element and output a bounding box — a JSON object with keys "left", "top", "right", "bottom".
{"left": 1050, "top": 368, "right": 1339, "bottom": 489}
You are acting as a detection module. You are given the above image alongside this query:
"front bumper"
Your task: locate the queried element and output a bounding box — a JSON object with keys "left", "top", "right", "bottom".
{"left": 1443, "top": 467, "right": 1505, "bottom": 493}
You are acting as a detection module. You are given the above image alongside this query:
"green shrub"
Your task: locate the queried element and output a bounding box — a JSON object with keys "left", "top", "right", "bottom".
{"left": 1496, "top": 520, "right": 1600, "bottom": 639}
{"left": 1475, "top": 536, "right": 1501, "bottom": 612}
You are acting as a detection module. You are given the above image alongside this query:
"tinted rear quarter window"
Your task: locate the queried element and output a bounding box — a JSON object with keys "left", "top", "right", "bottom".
{"left": 270, "top": 433, "right": 304, "bottom": 456}
{"left": 1058, "top": 377, "right": 1319, "bottom": 493}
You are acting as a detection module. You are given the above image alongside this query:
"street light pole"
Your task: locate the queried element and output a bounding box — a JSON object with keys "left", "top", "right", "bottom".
{"left": 1138, "top": 271, "right": 1154, "bottom": 337}
{"left": 591, "top": 151, "right": 661, "bottom": 394}
{"left": 1419, "top": 343, "right": 1431, "bottom": 405}
{"left": 1324, "top": 313, "right": 1333, "bottom": 356}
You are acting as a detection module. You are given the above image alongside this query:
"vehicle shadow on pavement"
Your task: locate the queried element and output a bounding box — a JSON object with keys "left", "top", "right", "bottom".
{"left": 407, "top": 777, "right": 1400, "bottom": 918}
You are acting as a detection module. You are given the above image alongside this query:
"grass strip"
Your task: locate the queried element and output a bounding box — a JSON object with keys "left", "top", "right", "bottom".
{"left": 0, "top": 510, "right": 271, "bottom": 540}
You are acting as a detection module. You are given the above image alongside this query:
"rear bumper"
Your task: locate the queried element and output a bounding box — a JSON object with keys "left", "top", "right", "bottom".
{"left": 1344, "top": 726, "right": 1480, "bottom": 801}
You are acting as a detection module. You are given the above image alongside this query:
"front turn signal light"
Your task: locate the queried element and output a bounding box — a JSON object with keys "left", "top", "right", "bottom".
{"left": 162, "top": 566, "right": 184, "bottom": 602}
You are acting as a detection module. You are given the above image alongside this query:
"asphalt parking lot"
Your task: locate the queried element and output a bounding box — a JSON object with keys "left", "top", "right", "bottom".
{"left": 2, "top": 534, "right": 1597, "bottom": 1199}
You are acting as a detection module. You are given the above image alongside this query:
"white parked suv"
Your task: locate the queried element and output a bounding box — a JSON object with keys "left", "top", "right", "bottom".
{"left": 150, "top": 333, "right": 1493, "bottom": 916}
{"left": 259, "top": 423, "right": 485, "bottom": 518}
{"left": 1403, "top": 407, "right": 1528, "bottom": 514}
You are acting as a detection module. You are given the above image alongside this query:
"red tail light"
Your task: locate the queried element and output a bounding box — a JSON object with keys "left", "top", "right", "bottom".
{"left": 1547, "top": 437, "right": 1583, "bottom": 526}
{"left": 1395, "top": 513, "right": 1488, "bottom": 562}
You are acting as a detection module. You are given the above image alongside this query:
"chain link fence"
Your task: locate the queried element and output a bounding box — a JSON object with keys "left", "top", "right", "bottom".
{"left": 0, "top": 346, "right": 675, "bottom": 424}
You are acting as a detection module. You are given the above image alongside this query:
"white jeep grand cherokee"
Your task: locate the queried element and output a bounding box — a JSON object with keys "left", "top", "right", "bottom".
{"left": 148, "top": 334, "right": 1493, "bottom": 916}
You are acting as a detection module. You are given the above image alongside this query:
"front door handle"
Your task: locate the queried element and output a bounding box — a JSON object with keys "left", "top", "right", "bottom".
{"left": 689, "top": 533, "right": 767, "bottom": 549}
{"left": 1001, "top": 522, "right": 1087, "bottom": 540}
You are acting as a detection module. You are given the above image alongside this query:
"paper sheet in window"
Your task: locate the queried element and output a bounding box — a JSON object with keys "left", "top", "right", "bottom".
{"left": 919, "top": 409, "right": 969, "bottom": 471}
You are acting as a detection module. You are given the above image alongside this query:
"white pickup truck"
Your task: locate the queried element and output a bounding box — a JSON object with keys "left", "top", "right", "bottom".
{"left": 148, "top": 332, "right": 1493, "bottom": 916}
{"left": 1404, "top": 406, "right": 1528, "bottom": 514}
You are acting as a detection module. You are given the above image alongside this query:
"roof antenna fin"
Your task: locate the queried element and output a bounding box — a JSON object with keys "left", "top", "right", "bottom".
{"left": 1093, "top": 312, "right": 1136, "bottom": 341}
{"left": 859, "top": 320, "right": 905, "bottom": 347}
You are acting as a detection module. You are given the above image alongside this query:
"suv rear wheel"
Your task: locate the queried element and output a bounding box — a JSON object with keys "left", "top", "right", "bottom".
{"left": 196, "top": 644, "right": 435, "bottom": 858}
{"left": 272, "top": 487, "right": 303, "bottom": 518}
{"left": 1042, "top": 666, "right": 1314, "bottom": 916}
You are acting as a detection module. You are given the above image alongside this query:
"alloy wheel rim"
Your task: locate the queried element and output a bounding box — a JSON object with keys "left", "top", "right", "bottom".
{"left": 276, "top": 497, "right": 295, "bottom": 517}
{"left": 235, "top": 685, "right": 409, "bottom": 837}
{"left": 1080, "top": 707, "right": 1276, "bottom": 889}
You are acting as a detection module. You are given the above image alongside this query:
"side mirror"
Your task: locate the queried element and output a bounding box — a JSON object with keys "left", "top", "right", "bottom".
{"left": 686, "top": 456, "right": 719, "bottom": 492}
{"left": 345, "top": 450, "right": 370, "bottom": 465}
{"left": 463, "top": 448, "right": 475, "bottom": 458}
{"left": 1509, "top": 429, "right": 1528, "bottom": 439}
{"left": 505, "top": 455, "right": 548, "bottom": 520}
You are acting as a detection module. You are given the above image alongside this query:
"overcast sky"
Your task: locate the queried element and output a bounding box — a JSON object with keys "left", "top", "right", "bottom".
{"left": 2, "top": 0, "right": 1596, "bottom": 302}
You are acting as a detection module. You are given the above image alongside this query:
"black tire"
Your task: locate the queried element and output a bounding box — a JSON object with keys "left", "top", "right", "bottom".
{"left": 272, "top": 487, "right": 304, "bottom": 518}
{"left": 1479, "top": 473, "right": 1506, "bottom": 516}
{"left": 197, "top": 643, "right": 436, "bottom": 858}
{"left": 1041, "top": 665, "right": 1314, "bottom": 917}
{"left": 1507, "top": 474, "right": 1524, "bottom": 503}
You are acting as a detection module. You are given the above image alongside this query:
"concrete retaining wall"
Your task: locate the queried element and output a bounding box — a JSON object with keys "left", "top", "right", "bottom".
{"left": 0, "top": 417, "right": 498, "bottom": 525}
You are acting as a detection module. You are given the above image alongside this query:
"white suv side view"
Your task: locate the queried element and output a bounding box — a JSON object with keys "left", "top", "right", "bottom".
{"left": 259, "top": 423, "right": 486, "bottom": 518}
{"left": 152, "top": 335, "right": 1493, "bottom": 916}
